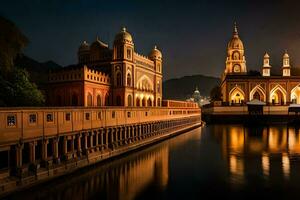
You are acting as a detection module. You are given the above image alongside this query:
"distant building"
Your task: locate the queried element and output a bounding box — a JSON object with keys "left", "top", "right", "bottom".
{"left": 48, "top": 27, "right": 162, "bottom": 107}
{"left": 221, "top": 23, "right": 300, "bottom": 105}
{"left": 186, "top": 87, "right": 210, "bottom": 106}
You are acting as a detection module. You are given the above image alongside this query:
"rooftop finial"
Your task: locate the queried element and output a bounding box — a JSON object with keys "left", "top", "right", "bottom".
{"left": 122, "top": 27, "right": 126, "bottom": 32}
{"left": 234, "top": 21, "right": 238, "bottom": 35}
{"left": 154, "top": 45, "right": 157, "bottom": 49}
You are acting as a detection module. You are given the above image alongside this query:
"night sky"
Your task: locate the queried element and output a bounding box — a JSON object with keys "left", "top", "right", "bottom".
{"left": 1, "top": 0, "right": 300, "bottom": 80}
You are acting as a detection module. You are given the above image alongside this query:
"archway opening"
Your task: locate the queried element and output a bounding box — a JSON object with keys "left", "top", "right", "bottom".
{"left": 87, "top": 93, "right": 93, "bottom": 106}
{"left": 147, "top": 98, "right": 152, "bottom": 107}
{"left": 97, "top": 95, "right": 101, "bottom": 106}
{"left": 291, "top": 86, "right": 300, "bottom": 104}
{"left": 142, "top": 97, "right": 147, "bottom": 107}
{"left": 127, "top": 95, "right": 132, "bottom": 107}
{"left": 229, "top": 87, "right": 245, "bottom": 105}
{"left": 136, "top": 97, "right": 140, "bottom": 107}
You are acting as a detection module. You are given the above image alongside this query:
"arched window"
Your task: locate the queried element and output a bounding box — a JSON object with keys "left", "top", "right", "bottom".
{"left": 87, "top": 93, "right": 93, "bottom": 106}
{"left": 116, "top": 72, "right": 122, "bottom": 87}
{"left": 71, "top": 93, "right": 78, "bottom": 106}
{"left": 136, "top": 97, "right": 140, "bottom": 107}
{"left": 116, "top": 96, "right": 121, "bottom": 106}
{"left": 147, "top": 98, "right": 152, "bottom": 107}
{"left": 127, "top": 95, "right": 132, "bottom": 106}
{"left": 97, "top": 94, "right": 101, "bottom": 106}
{"left": 127, "top": 73, "right": 131, "bottom": 87}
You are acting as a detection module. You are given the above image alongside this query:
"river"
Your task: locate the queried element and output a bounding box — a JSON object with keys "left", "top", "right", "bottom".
{"left": 6, "top": 124, "right": 300, "bottom": 199}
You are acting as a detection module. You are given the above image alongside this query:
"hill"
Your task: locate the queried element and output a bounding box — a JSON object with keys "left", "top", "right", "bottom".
{"left": 163, "top": 74, "right": 220, "bottom": 100}
{"left": 14, "top": 54, "right": 62, "bottom": 85}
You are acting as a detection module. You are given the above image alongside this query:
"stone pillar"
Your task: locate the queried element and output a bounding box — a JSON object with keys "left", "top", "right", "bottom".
{"left": 77, "top": 134, "right": 82, "bottom": 157}
{"left": 83, "top": 132, "right": 88, "bottom": 155}
{"left": 29, "top": 141, "right": 36, "bottom": 164}
{"left": 42, "top": 139, "right": 48, "bottom": 161}
{"left": 105, "top": 129, "right": 109, "bottom": 149}
{"left": 53, "top": 137, "right": 60, "bottom": 163}
{"left": 16, "top": 143, "right": 23, "bottom": 169}
{"left": 100, "top": 129, "right": 104, "bottom": 151}
{"left": 90, "top": 132, "right": 94, "bottom": 152}
{"left": 63, "top": 136, "right": 68, "bottom": 156}
{"left": 95, "top": 131, "right": 99, "bottom": 151}
{"left": 139, "top": 125, "right": 142, "bottom": 140}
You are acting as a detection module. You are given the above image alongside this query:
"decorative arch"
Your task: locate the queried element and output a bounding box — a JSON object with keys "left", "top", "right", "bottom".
{"left": 229, "top": 86, "right": 245, "bottom": 104}
{"left": 137, "top": 75, "right": 153, "bottom": 91}
{"left": 127, "top": 95, "right": 132, "bottom": 106}
{"left": 290, "top": 84, "right": 300, "bottom": 104}
{"left": 269, "top": 85, "right": 286, "bottom": 105}
{"left": 116, "top": 71, "right": 122, "bottom": 87}
{"left": 87, "top": 92, "right": 93, "bottom": 106}
{"left": 96, "top": 94, "right": 102, "bottom": 106}
{"left": 249, "top": 85, "right": 266, "bottom": 102}
{"left": 142, "top": 97, "right": 147, "bottom": 107}
{"left": 147, "top": 98, "right": 152, "bottom": 107}
{"left": 126, "top": 72, "right": 132, "bottom": 87}
{"left": 136, "top": 97, "right": 140, "bottom": 107}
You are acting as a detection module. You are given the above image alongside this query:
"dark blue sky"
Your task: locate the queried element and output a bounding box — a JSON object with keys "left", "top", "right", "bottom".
{"left": 1, "top": 0, "right": 300, "bottom": 79}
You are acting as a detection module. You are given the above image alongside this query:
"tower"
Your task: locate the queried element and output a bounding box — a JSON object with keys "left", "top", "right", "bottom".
{"left": 282, "top": 50, "right": 291, "bottom": 77}
{"left": 262, "top": 52, "right": 271, "bottom": 76}
{"left": 112, "top": 27, "right": 135, "bottom": 106}
{"left": 149, "top": 45, "right": 163, "bottom": 106}
{"left": 224, "top": 23, "right": 247, "bottom": 75}
{"left": 78, "top": 41, "right": 90, "bottom": 64}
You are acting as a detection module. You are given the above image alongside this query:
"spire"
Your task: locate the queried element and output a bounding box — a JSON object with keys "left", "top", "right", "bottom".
{"left": 233, "top": 22, "right": 238, "bottom": 36}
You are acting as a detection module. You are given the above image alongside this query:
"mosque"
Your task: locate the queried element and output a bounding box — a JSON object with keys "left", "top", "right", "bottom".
{"left": 47, "top": 27, "right": 162, "bottom": 107}
{"left": 221, "top": 23, "right": 300, "bottom": 105}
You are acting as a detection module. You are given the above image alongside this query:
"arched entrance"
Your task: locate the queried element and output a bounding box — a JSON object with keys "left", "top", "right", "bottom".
{"left": 229, "top": 86, "right": 245, "bottom": 105}
{"left": 250, "top": 85, "right": 266, "bottom": 102}
{"left": 142, "top": 97, "right": 147, "bottom": 107}
{"left": 87, "top": 93, "right": 93, "bottom": 106}
{"left": 127, "top": 95, "right": 132, "bottom": 106}
{"left": 136, "top": 97, "right": 140, "bottom": 107}
{"left": 147, "top": 98, "right": 152, "bottom": 107}
{"left": 291, "top": 85, "right": 300, "bottom": 104}
{"left": 270, "top": 85, "right": 286, "bottom": 105}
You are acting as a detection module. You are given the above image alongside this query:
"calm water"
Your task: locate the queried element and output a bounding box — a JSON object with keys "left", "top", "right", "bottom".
{"left": 6, "top": 124, "right": 300, "bottom": 200}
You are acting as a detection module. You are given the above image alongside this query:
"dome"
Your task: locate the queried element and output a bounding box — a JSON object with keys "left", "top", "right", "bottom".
{"left": 227, "top": 23, "right": 244, "bottom": 50}
{"left": 114, "top": 27, "right": 133, "bottom": 43}
{"left": 91, "top": 37, "right": 108, "bottom": 49}
{"left": 149, "top": 45, "right": 162, "bottom": 59}
{"left": 79, "top": 41, "right": 90, "bottom": 52}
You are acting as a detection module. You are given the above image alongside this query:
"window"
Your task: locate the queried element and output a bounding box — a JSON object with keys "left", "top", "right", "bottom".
{"left": 116, "top": 72, "right": 122, "bottom": 87}
{"left": 97, "top": 112, "right": 102, "bottom": 120}
{"left": 7, "top": 115, "right": 16, "bottom": 127}
{"left": 157, "top": 81, "right": 160, "bottom": 93}
{"left": 112, "top": 111, "right": 116, "bottom": 118}
{"left": 127, "top": 112, "right": 131, "bottom": 118}
{"left": 127, "top": 49, "right": 131, "bottom": 59}
{"left": 145, "top": 112, "right": 148, "bottom": 116}
{"left": 46, "top": 113, "right": 53, "bottom": 122}
{"left": 85, "top": 113, "right": 90, "bottom": 120}
{"left": 65, "top": 113, "right": 71, "bottom": 121}
{"left": 127, "top": 73, "right": 131, "bottom": 86}
{"left": 29, "top": 114, "right": 37, "bottom": 124}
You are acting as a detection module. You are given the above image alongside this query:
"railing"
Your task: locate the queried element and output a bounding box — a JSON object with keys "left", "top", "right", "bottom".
{"left": 0, "top": 106, "right": 201, "bottom": 145}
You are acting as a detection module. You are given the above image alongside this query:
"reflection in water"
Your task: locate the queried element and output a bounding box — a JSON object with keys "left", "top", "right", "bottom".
{"left": 9, "top": 128, "right": 202, "bottom": 200}
{"left": 8, "top": 125, "right": 300, "bottom": 199}
{"left": 214, "top": 125, "right": 300, "bottom": 187}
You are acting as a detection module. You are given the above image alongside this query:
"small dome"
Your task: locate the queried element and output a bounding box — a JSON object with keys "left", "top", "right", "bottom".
{"left": 227, "top": 23, "right": 244, "bottom": 50}
{"left": 283, "top": 51, "right": 289, "bottom": 58}
{"left": 149, "top": 45, "right": 162, "bottom": 59}
{"left": 114, "top": 27, "right": 133, "bottom": 43}
{"left": 264, "top": 52, "right": 269, "bottom": 58}
{"left": 91, "top": 37, "right": 108, "bottom": 49}
{"left": 194, "top": 87, "right": 200, "bottom": 94}
{"left": 79, "top": 41, "right": 90, "bottom": 51}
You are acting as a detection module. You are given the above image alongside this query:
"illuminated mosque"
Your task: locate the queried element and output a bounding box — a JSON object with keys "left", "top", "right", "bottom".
{"left": 221, "top": 23, "right": 300, "bottom": 105}
{"left": 47, "top": 27, "right": 162, "bottom": 107}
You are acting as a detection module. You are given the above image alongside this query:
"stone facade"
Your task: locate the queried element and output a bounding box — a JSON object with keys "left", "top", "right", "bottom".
{"left": 48, "top": 27, "right": 162, "bottom": 107}
{"left": 221, "top": 24, "right": 300, "bottom": 105}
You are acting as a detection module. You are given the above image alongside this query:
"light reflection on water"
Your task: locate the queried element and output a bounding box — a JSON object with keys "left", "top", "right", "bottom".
{"left": 7, "top": 125, "right": 300, "bottom": 199}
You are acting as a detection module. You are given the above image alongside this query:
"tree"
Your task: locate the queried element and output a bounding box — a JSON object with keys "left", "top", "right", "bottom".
{"left": 0, "top": 16, "right": 45, "bottom": 106}
{"left": 210, "top": 86, "right": 222, "bottom": 101}
{"left": 0, "top": 16, "right": 28, "bottom": 76}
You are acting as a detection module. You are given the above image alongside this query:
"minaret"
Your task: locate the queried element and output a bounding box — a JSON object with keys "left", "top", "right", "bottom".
{"left": 282, "top": 50, "right": 291, "bottom": 77}
{"left": 224, "top": 22, "right": 247, "bottom": 75}
{"left": 262, "top": 52, "right": 271, "bottom": 76}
